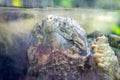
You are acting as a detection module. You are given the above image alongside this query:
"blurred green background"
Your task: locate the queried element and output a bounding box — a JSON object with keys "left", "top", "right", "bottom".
{"left": 0, "top": 0, "right": 120, "bottom": 10}
{"left": 0, "top": 0, "right": 120, "bottom": 35}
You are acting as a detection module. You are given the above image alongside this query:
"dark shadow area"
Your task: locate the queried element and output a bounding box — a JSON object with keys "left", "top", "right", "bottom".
{"left": 0, "top": 35, "right": 31, "bottom": 80}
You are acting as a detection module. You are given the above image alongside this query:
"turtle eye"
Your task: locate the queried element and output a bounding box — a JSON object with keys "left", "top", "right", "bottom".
{"left": 50, "top": 17, "right": 52, "bottom": 20}
{"left": 96, "top": 38, "right": 99, "bottom": 41}
{"left": 46, "top": 16, "right": 53, "bottom": 21}
{"left": 63, "top": 22, "right": 66, "bottom": 26}
{"left": 47, "top": 17, "right": 49, "bottom": 20}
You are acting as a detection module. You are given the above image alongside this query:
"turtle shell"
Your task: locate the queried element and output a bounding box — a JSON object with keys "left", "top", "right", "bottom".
{"left": 27, "top": 45, "right": 105, "bottom": 80}
{"left": 31, "top": 15, "right": 91, "bottom": 56}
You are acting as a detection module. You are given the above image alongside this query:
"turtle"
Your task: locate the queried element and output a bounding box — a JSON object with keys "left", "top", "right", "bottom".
{"left": 27, "top": 15, "right": 120, "bottom": 80}
{"left": 31, "top": 15, "right": 91, "bottom": 56}
{"left": 27, "top": 15, "right": 97, "bottom": 80}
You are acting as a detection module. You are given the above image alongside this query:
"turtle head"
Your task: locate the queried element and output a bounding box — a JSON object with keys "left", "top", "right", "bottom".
{"left": 96, "top": 35, "right": 108, "bottom": 44}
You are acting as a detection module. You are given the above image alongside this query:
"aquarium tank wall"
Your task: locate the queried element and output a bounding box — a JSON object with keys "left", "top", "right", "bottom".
{"left": 0, "top": 0, "right": 120, "bottom": 80}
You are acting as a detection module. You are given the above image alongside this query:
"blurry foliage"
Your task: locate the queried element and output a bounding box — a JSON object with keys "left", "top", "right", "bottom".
{"left": 54, "top": 0, "right": 73, "bottom": 8}
{"left": 96, "top": 0, "right": 120, "bottom": 10}
{"left": 12, "top": 0, "right": 22, "bottom": 7}
{"left": 0, "top": 0, "right": 120, "bottom": 35}
{"left": 72, "top": 0, "right": 95, "bottom": 8}
{"left": 110, "top": 14, "right": 120, "bottom": 35}
{"left": 0, "top": 0, "right": 120, "bottom": 10}
{"left": 111, "top": 24, "right": 120, "bottom": 35}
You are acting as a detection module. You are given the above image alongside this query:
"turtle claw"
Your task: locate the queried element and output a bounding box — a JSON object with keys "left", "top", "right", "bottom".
{"left": 93, "top": 52, "right": 105, "bottom": 68}
{"left": 92, "top": 35, "right": 119, "bottom": 74}
{"left": 98, "top": 63, "right": 105, "bottom": 68}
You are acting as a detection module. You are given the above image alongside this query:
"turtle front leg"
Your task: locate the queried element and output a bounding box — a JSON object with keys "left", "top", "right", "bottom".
{"left": 92, "top": 44, "right": 105, "bottom": 68}
{"left": 92, "top": 40, "right": 120, "bottom": 80}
